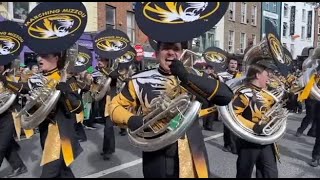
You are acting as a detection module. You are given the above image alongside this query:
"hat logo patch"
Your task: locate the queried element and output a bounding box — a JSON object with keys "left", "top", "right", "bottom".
{"left": 76, "top": 52, "right": 89, "bottom": 66}
{"left": 0, "top": 33, "right": 22, "bottom": 56}
{"left": 26, "top": 9, "right": 85, "bottom": 39}
{"left": 95, "top": 36, "right": 129, "bottom": 52}
{"left": 143, "top": 2, "right": 219, "bottom": 24}
{"left": 204, "top": 51, "right": 226, "bottom": 63}
{"left": 117, "top": 51, "right": 135, "bottom": 63}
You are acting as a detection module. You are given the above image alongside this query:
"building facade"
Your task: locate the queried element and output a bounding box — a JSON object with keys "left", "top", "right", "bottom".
{"left": 97, "top": 2, "right": 147, "bottom": 46}
{"left": 191, "top": 2, "right": 262, "bottom": 56}
{"left": 224, "top": 2, "right": 262, "bottom": 54}
{"left": 314, "top": 6, "right": 320, "bottom": 47}
{"left": 281, "top": 2, "right": 316, "bottom": 59}
{"left": 261, "top": 2, "right": 282, "bottom": 38}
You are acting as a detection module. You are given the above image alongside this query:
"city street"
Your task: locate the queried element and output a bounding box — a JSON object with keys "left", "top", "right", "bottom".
{"left": 0, "top": 112, "right": 319, "bottom": 178}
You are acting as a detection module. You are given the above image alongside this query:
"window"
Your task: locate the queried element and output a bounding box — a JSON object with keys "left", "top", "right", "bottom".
{"left": 228, "top": 31, "right": 234, "bottom": 53}
{"left": 251, "top": 5, "right": 257, "bottom": 26}
{"left": 13, "top": 2, "right": 28, "bottom": 20}
{"left": 228, "top": 2, "right": 235, "bottom": 21}
{"left": 284, "top": 3, "right": 288, "bottom": 17}
{"left": 283, "top": 22, "right": 288, "bottom": 37}
{"left": 318, "top": 24, "right": 320, "bottom": 34}
{"left": 272, "top": 3, "right": 277, "bottom": 12}
{"left": 241, "top": 2, "right": 247, "bottom": 24}
{"left": 265, "top": 2, "right": 269, "bottom": 11}
{"left": 301, "top": 26, "right": 305, "bottom": 39}
{"left": 106, "top": 5, "right": 116, "bottom": 29}
{"left": 252, "top": 34, "right": 256, "bottom": 45}
{"left": 240, "top": 33, "right": 246, "bottom": 54}
{"left": 207, "top": 28, "right": 216, "bottom": 48}
{"left": 127, "top": 11, "right": 135, "bottom": 44}
{"left": 7, "top": 2, "right": 38, "bottom": 22}
{"left": 302, "top": 9, "right": 306, "bottom": 22}
{"left": 290, "top": 44, "right": 294, "bottom": 57}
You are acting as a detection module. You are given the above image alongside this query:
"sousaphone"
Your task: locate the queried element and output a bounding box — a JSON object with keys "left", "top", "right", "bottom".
{"left": 129, "top": 2, "right": 229, "bottom": 151}
{"left": 217, "top": 19, "right": 289, "bottom": 145}
{"left": 17, "top": 2, "right": 88, "bottom": 130}
{"left": 0, "top": 21, "right": 25, "bottom": 114}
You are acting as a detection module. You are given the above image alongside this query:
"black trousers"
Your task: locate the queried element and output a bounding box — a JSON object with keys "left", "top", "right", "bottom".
{"left": 236, "top": 139, "right": 278, "bottom": 178}
{"left": 203, "top": 111, "right": 218, "bottom": 129}
{"left": 312, "top": 101, "right": 320, "bottom": 160}
{"left": 0, "top": 111, "right": 25, "bottom": 170}
{"left": 40, "top": 154, "right": 75, "bottom": 178}
{"left": 142, "top": 142, "right": 179, "bottom": 178}
{"left": 39, "top": 121, "right": 75, "bottom": 178}
{"left": 223, "top": 125, "right": 238, "bottom": 151}
{"left": 297, "top": 98, "right": 317, "bottom": 134}
{"left": 102, "top": 116, "right": 115, "bottom": 154}
{"left": 74, "top": 122, "right": 87, "bottom": 141}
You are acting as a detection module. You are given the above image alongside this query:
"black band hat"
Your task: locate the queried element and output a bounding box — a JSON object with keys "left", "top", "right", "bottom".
{"left": 23, "top": 2, "right": 88, "bottom": 54}
{"left": 67, "top": 45, "right": 92, "bottom": 73}
{"left": 135, "top": 2, "right": 229, "bottom": 42}
{"left": 93, "top": 28, "right": 131, "bottom": 59}
{"left": 0, "top": 21, "right": 25, "bottom": 65}
{"left": 202, "top": 46, "right": 228, "bottom": 73}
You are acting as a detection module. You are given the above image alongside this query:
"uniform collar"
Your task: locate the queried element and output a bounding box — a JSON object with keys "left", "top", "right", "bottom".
{"left": 248, "top": 83, "right": 262, "bottom": 91}
{"left": 43, "top": 68, "right": 59, "bottom": 76}
{"left": 158, "top": 66, "right": 171, "bottom": 76}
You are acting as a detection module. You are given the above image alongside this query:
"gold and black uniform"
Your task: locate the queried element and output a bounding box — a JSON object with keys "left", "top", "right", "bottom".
{"left": 232, "top": 83, "right": 279, "bottom": 178}
{"left": 109, "top": 67, "right": 233, "bottom": 178}
{"left": 5, "top": 68, "right": 83, "bottom": 178}
{"left": 0, "top": 73, "right": 28, "bottom": 177}
{"left": 218, "top": 70, "right": 242, "bottom": 154}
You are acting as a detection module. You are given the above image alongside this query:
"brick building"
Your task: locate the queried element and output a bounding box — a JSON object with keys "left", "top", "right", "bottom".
{"left": 97, "top": 2, "right": 147, "bottom": 46}
{"left": 223, "top": 2, "right": 262, "bottom": 54}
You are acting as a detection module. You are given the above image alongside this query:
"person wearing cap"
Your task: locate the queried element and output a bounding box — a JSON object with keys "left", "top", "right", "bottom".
{"left": 92, "top": 57, "right": 117, "bottom": 161}
{"left": 1, "top": 51, "right": 84, "bottom": 178}
{"left": 201, "top": 64, "right": 219, "bottom": 131}
{"left": 0, "top": 63, "right": 28, "bottom": 178}
{"left": 109, "top": 41, "right": 234, "bottom": 178}
{"left": 217, "top": 54, "right": 242, "bottom": 154}
{"left": 295, "top": 51, "right": 317, "bottom": 138}
{"left": 232, "top": 60, "right": 280, "bottom": 178}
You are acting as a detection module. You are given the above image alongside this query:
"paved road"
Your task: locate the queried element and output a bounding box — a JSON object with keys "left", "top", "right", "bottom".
{"left": 1, "top": 112, "right": 319, "bottom": 178}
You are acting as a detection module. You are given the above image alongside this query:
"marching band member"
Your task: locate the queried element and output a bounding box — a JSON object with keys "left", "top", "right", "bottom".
{"left": 0, "top": 2, "right": 88, "bottom": 177}
{"left": 109, "top": 41, "right": 234, "bottom": 178}
{"left": 232, "top": 60, "right": 279, "bottom": 178}
{"left": 217, "top": 55, "right": 242, "bottom": 154}
{"left": 3, "top": 51, "right": 84, "bottom": 178}
{"left": 94, "top": 57, "right": 117, "bottom": 161}
{"left": 0, "top": 64, "right": 28, "bottom": 178}
{"left": 202, "top": 64, "right": 219, "bottom": 131}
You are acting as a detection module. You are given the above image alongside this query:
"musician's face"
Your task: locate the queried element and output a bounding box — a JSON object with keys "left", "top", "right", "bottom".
{"left": 98, "top": 59, "right": 108, "bottom": 69}
{"left": 156, "top": 42, "right": 183, "bottom": 73}
{"left": 256, "top": 70, "right": 271, "bottom": 89}
{"left": 31, "top": 66, "right": 39, "bottom": 73}
{"left": 228, "top": 59, "right": 238, "bottom": 72}
{"left": 37, "top": 54, "right": 59, "bottom": 72}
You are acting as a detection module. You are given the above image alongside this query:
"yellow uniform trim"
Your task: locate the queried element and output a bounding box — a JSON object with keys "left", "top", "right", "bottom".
{"left": 208, "top": 80, "right": 220, "bottom": 100}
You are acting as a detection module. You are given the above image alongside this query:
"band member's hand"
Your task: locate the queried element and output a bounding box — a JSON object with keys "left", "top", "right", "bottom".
{"left": 169, "top": 60, "right": 189, "bottom": 83}
{"left": 128, "top": 116, "right": 144, "bottom": 131}
{"left": 56, "top": 82, "right": 71, "bottom": 92}
{"left": 252, "top": 123, "right": 267, "bottom": 134}
{"left": 109, "top": 70, "right": 118, "bottom": 79}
